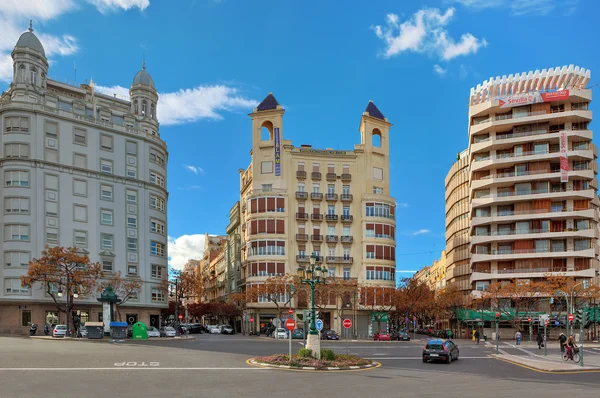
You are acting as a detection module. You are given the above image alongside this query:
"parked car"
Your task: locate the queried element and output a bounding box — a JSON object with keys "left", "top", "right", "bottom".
{"left": 77, "top": 326, "right": 88, "bottom": 338}
{"left": 209, "top": 325, "right": 221, "bottom": 334}
{"left": 160, "top": 326, "right": 177, "bottom": 337}
{"left": 391, "top": 331, "right": 411, "bottom": 341}
{"left": 221, "top": 325, "right": 234, "bottom": 334}
{"left": 321, "top": 330, "right": 340, "bottom": 340}
{"left": 147, "top": 326, "right": 160, "bottom": 338}
{"left": 187, "top": 324, "right": 205, "bottom": 334}
{"left": 272, "top": 328, "right": 288, "bottom": 339}
{"left": 423, "top": 339, "right": 459, "bottom": 364}
{"left": 292, "top": 329, "right": 305, "bottom": 339}
{"left": 52, "top": 325, "right": 68, "bottom": 338}
{"left": 373, "top": 332, "right": 391, "bottom": 341}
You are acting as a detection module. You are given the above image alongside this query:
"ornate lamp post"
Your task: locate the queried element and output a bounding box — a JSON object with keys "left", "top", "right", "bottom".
{"left": 297, "top": 252, "right": 327, "bottom": 358}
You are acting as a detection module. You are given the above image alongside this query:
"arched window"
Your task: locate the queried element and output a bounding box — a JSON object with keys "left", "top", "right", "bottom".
{"left": 30, "top": 67, "right": 37, "bottom": 85}
{"left": 151, "top": 103, "right": 156, "bottom": 119}
{"left": 19, "top": 65, "right": 26, "bottom": 82}
{"left": 134, "top": 100, "right": 139, "bottom": 114}
{"left": 372, "top": 128, "right": 382, "bottom": 148}
{"left": 261, "top": 120, "right": 274, "bottom": 141}
{"left": 142, "top": 100, "right": 147, "bottom": 116}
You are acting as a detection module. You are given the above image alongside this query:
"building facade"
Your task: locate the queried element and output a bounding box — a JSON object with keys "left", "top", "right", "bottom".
{"left": 224, "top": 201, "right": 242, "bottom": 298}
{"left": 466, "top": 65, "right": 598, "bottom": 297}
{"left": 0, "top": 27, "right": 169, "bottom": 333}
{"left": 238, "top": 94, "right": 396, "bottom": 335}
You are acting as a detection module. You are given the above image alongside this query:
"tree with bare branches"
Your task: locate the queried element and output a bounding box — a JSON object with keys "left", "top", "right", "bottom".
{"left": 360, "top": 285, "right": 396, "bottom": 332}
{"left": 250, "top": 275, "right": 299, "bottom": 322}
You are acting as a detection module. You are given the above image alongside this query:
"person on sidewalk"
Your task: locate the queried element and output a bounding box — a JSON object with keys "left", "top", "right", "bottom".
{"left": 515, "top": 331, "right": 522, "bottom": 345}
{"left": 474, "top": 330, "right": 480, "bottom": 344}
{"left": 536, "top": 333, "right": 544, "bottom": 350}
{"left": 559, "top": 333, "right": 567, "bottom": 353}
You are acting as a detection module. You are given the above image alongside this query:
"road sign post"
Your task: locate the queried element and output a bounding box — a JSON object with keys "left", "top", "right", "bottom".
{"left": 528, "top": 317, "right": 532, "bottom": 342}
{"left": 285, "top": 318, "right": 296, "bottom": 361}
{"left": 495, "top": 312, "right": 500, "bottom": 355}
{"left": 343, "top": 319, "right": 352, "bottom": 355}
{"left": 544, "top": 320, "right": 548, "bottom": 357}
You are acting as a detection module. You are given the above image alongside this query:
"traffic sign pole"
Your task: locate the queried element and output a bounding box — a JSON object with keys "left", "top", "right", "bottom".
{"left": 343, "top": 319, "right": 352, "bottom": 355}
{"left": 544, "top": 321, "right": 547, "bottom": 357}
{"left": 284, "top": 318, "right": 296, "bottom": 361}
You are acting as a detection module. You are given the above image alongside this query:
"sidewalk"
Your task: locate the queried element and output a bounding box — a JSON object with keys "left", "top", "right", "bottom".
{"left": 29, "top": 335, "right": 197, "bottom": 342}
{"left": 491, "top": 353, "right": 600, "bottom": 372}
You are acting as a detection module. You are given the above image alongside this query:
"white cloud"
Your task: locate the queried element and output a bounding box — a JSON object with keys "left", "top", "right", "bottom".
{"left": 86, "top": 0, "right": 150, "bottom": 13}
{"left": 184, "top": 165, "right": 205, "bottom": 175}
{"left": 372, "top": 8, "right": 486, "bottom": 61}
{"left": 450, "top": 0, "right": 573, "bottom": 16}
{"left": 168, "top": 234, "right": 206, "bottom": 271}
{"left": 412, "top": 229, "right": 431, "bottom": 236}
{"left": 95, "top": 84, "right": 257, "bottom": 125}
{"left": 433, "top": 64, "right": 447, "bottom": 76}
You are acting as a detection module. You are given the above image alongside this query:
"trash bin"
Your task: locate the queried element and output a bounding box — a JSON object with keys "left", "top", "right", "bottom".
{"left": 85, "top": 322, "right": 104, "bottom": 339}
{"left": 110, "top": 322, "right": 128, "bottom": 339}
{"left": 483, "top": 335, "right": 487, "bottom": 341}
{"left": 131, "top": 322, "right": 148, "bottom": 340}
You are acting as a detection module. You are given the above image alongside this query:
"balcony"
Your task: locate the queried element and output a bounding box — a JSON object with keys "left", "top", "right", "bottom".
{"left": 296, "top": 234, "right": 309, "bottom": 242}
{"left": 311, "top": 213, "right": 323, "bottom": 221}
{"left": 326, "top": 256, "right": 354, "bottom": 264}
{"left": 311, "top": 234, "right": 323, "bottom": 242}
{"left": 341, "top": 173, "right": 352, "bottom": 182}
{"left": 326, "top": 235, "right": 338, "bottom": 243}
{"left": 296, "top": 191, "right": 308, "bottom": 200}
{"left": 311, "top": 192, "right": 323, "bottom": 200}
{"left": 296, "top": 212, "right": 309, "bottom": 220}
{"left": 340, "top": 194, "right": 353, "bottom": 202}
{"left": 326, "top": 173, "right": 337, "bottom": 181}
{"left": 326, "top": 193, "right": 338, "bottom": 201}
{"left": 341, "top": 236, "right": 353, "bottom": 243}
{"left": 296, "top": 170, "right": 307, "bottom": 179}
{"left": 470, "top": 267, "right": 596, "bottom": 282}
{"left": 326, "top": 214, "right": 339, "bottom": 221}
{"left": 238, "top": 278, "right": 246, "bottom": 287}
{"left": 341, "top": 215, "right": 353, "bottom": 223}
{"left": 296, "top": 255, "right": 310, "bottom": 263}
{"left": 312, "top": 172, "right": 322, "bottom": 180}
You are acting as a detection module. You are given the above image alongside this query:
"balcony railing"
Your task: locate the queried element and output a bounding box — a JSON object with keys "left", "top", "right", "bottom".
{"left": 296, "top": 191, "right": 308, "bottom": 200}
{"left": 311, "top": 235, "right": 323, "bottom": 242}
{"left": 326, "top": 214, "right": 339, "bottom": 221}
{"left": 326, "top": 256, "right": 354, "bottom": 264}
{"left": 296, "top": 212, "right": 309, "bottom": 220}
{"left": 326, "top": 173, "right": 337, "bottom": 181}
{"left": 477, "top": 169, "right": 556, "bottom": 181}
{"left": 341, "top": 215, "right": 353, "bottom": 223}
{"left": 341, "top": 173, "right": 352, "bottom": 181}
{"left": 296, "top": 234, "right": 309, "bottom": 242}
{"left": 473, "top": 205, "right": 592, "bottom": 218}
{"left": 326, "top": 235, "right": 338, "bottom": 243}
{"left": 497, "top": 267, "right": 567, "bottom": 274}
{"left": 494, "top": 110, "right": 550, "bottom": 121}
{"left": 311, "top": 214, "right": 323, "bottom": 220}
{"left": 495, "top": 148, "right": 560, "bottom": 160}
{"left": 296, "top": 170, "right": 307, "bottom": 179}
{"left": 474, "top": 246, "right": 592, "bottom": 255}
{"left": 341, "top": 236, "right": 353, "bottom": 243}
{"left": 473, "top": 227, "right": 591, "bottom": 237}
{"left": 312, "top": 172, "right": 322, "bottom": 180}
{"left": 340, "top": 194, "right": 353, "bottom": 202}
{"left": 474, "top": 187, "right": 592, "bottom": 200}
{"left": 296, "top": 255, "right": 309, "bottom": 263}
{"left": 326, "top": 193, "right": 338, "bottom": 201}
{"left": 311, "top": 192, "right": 323, "bottom": 200}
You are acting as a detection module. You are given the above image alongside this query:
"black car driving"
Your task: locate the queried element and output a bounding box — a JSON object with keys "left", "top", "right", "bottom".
{"left": 321, "top": 330, "right": 340, "bottom": 340}
{"left": 391, "top": 331, "right": 411, "bottom": 341}
{"left": 422, "top": 339, "right": 459, "bottom": 364}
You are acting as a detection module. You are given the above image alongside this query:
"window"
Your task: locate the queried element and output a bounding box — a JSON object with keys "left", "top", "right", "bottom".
{"left": 343, "top": 206, "right": 350, "bottom": 216}
{"left": 328, "top": 226, "right": 335, "bottom": 235}
{"left": 262, "top": 184, "right": 272, "bottom": 192}
{"left": 4, "top": 197, "right": 29, "bottom": 214}
{"left": 328, "top": 248, "right": 335, "bottom": 257}
{"left": 45, "top": 311, "right": 59, "bottom": 326}
{"left": 5, "top": 279, "right": 29, "bottom": 294}
{"left": 365, "top": 202, "right": 393, "bottom": 218}
{"left": 102, "top": 260, "right": 114, "bottom": 272}
{"left": 373, "top": 186, "right": 384, "bottom": 194}
{"left": 372, "top": 167, "right": 383, "bottom": 180}
{"left": 151, "top": 241, "right": 165, "bottom": 257}
{"left": 4, "top": 143, "right": 29, "bottom": 158}
{"left": 73, "top": 128, "right": 87, "bottom": 146}
{"left": 150, "top": 148, "right": 166, "bottom": 167}
{"left": 73, "top": 179, "right": 87, "bottom": 197}
{"left": 142, "top": 100, "right": 147, "bottom": 116}
{"left": 152, "top": 264, "right": 165, "bottom": 279}
{"left": 74, "top": 230, "right": 87, "bottom": 248}
{"left": 476, "top": 282, "right": 489, "bottom": 292}
{"left": 4, "top": 224, "right": 29, "bottom": 241}
{"left": 128, "top": 263, "right": 138, "bottom": 275}
{"left": 100, "top": 209, "right": 113, "bottom": 226}
{"left": 100, "top": 134, "right": 113, "bottom": 151}
{"left": 4, "top": 116, "right": 29, "bottom": 133}
{"left": 4, "top": 251, "right": 29, "bottom": 267}
{"left": 312, "top": 184, "right": 320, "bottom": 193}
{"left": 150, "top": 195, "right": 165, "bottom": 212}
{"left": 100, "top": 159, "right": 113, "bottom": 174}
{"left": 575, "top": 239, "right": 590, "bottom": 251}
{"left": 150, "top": 172, "right": 165, "bottom": 187}
{"left": 73, "top": 153, "right": 87, "bottom": 169}
{"left": 21, "top": 309, "right": 32, "bottom": 326}
{"left": 30, "top": 68, "right": 37, "bottom": 85}
{"left": 261, "top": 161, "right": 273, "bottom": 174}
{"left": 328, "top": 205, "right": 335, "bottom": 215}
{"left": 101, "top": 233, "right": 114, "bottom": 250}
{"left": 328, "top": 184, "right": 335, "bottom": 194}
{"left": 4, "top": 170, "right": 29, "bottom": 187}
{"left": 126, "top": 190, "right": 138, "bottom": 204}
{"left": 46, "top": 230, "right": 58, "bottom": 243}
{"left": 127, "top": 216, "right": 137, "bottom": 228}
{"left": 73, "top": 205, "right": 87, "bottom": 222}
{"left": 126, "top": 166, "right": 137, "bottom": 178}
{"left": 342, "top": 185, "right": 350, "bottom": 195}
{"left": 343, "top": 226, "right": 350, "bottom": 236}
{"left": 100, "top": 184, "right": 113, "bottom": 201}
{"left": 150, "top": 219, "right": 165, "bottom": 235}
{"left": 126, "top": 141, "right": 138, "bottom": 155}
{"left": 247, "top": 240, "right": 286, "bottom": 256}
{"left": 343, "top": 267, "right": 350, "bottom": 280}
{"left": 127, "top": 238, "right": 137, "bottom": 252}
{"left": 151, "top": 288, "right": 164, "bottom": 301}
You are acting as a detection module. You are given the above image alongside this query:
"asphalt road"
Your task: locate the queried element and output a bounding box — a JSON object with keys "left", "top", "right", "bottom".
{"left": 1, "top": 334, "right": 599, "bottom": 398}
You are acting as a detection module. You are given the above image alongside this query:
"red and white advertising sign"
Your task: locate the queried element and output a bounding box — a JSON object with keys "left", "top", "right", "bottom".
{"left": 560, "top": 132, "right": 568, "bottom": 182}
{"left": 497, "top": 90, "right": 569, "bottom": 109}
{"left": 559, "top": 132, "right": 568, "bottom": 155}
{"left": 284, "top": 318, "right": 296, "bottom": 331}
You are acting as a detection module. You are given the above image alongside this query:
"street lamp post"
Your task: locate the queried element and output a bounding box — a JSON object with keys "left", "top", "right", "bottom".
{"left": 57, "top": 285, "right": 78, "bottom": 337}
{"left": 169, "top": 278, "right": 185, "bottom": 336}
{"left": 297, "top": 252, "right": 327, "bottom": 359}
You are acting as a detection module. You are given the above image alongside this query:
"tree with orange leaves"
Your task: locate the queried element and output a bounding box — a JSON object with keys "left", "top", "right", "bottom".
{"left": 249, "top": 275, "right": 299, "bottom": 322}
{"left": 21, "top": 246, "right": 102, "bottom": 335}
{"left": 360, "top": 285, "right": 396, "bottom": 332}
{"left": 99, "top": 272, "right": 143, "bottom": 322}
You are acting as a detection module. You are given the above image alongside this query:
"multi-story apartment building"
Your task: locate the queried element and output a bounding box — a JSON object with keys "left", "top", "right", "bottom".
{"left": 412, "top": 251, "right": 447, "bottom": 291}
{"left": 445, "top": 149, "right": 471, "bottom": 302}
{"left": 224, "top": 201, "right": 242, "bottom": 298}
{"left": 466, "top": 65, "right": 598, "bottom": 297}
{"left": 0, "top": 27, "right": 168, "bottom": 333}
{"left": 238, "top": 93, "right": 396, "bottom": 335}
{"left": 185, "top": 233, "right": 227, "bottom": 302}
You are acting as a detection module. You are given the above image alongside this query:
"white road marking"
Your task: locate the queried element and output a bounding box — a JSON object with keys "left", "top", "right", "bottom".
{"left": 374, "top": 357, "right": 491, "bottom": 360}
{"left": 0, "top": 367, "right": 271, "bottom": 371}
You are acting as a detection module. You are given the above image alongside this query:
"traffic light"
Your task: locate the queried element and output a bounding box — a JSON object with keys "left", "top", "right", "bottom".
{"left": 575, "top": 309, "right": 583, "bottom": 324}
{"left": 495, "top": 312, "right": 500, "bottom": 323}
{"left": 550, "top": 297, "right": 554, "bottom": 305}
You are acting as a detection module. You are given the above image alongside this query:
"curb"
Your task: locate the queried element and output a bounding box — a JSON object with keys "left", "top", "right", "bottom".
{"left": 490, "top": 354, "right": 600, "bottom": 374}
{"left": 246, "top": 358, "right": 381, "bottom": 372}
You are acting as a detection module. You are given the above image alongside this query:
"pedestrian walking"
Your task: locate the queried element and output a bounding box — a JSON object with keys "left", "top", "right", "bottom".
{"left": 474, "top": 330, "right": 480, "bottom": 344}
{"left": 497, "top": 330, "right": 501, "bottom": 341}
{"left": 536, "top": 333, "right": 544, "bottom": 350}
{"left": 515, "top": 331, "right": 522, "bottom": 345}
{"left": 559, "top": 332, "right": 567, "bottom": 353}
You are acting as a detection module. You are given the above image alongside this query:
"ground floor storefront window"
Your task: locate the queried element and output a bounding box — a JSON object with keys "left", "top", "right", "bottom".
{"left": 45, "top": 311, "right": 59, "bottom": 326}
{"left": 21, "top": 310, "right": 31, "bottom": 326}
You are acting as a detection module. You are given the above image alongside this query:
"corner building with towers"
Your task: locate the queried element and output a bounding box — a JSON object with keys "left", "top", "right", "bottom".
{"left": 0, "top": 26, "right": 168, "bottom": 333}
{"left": 238, "top": 94, "right": 397, "bottom": 336}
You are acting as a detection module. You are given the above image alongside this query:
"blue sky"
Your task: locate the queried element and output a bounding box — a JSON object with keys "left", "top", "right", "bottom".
{"left": 0, "top": 0, "right": 597, "bottom": 274}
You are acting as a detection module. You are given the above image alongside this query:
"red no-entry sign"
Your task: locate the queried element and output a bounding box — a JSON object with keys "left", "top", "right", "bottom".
{"left": 250, "top": 318, "right": 254, "bottom": 323}
{"left": 568, "top": 313, "right": 574, "bottom": 321}
{"left": 288, "top": 308, "right": 293, "bottom": 315}
{"left": 178, "top": 314, "right": 183, "bottom": 320}
{"left": 527, "top": 318, "right": 532, "bottom": 323}
{"left": 343, "top": 318, "right": 352, "bottom": 329}
{"left": 285, "top": 318, "right": 296, "bottom": 331}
